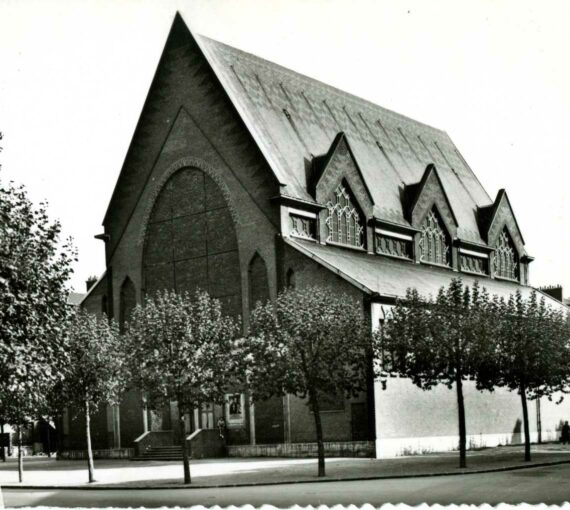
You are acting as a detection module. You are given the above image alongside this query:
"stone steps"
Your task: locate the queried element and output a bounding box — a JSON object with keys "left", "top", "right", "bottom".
{"left": 132, "top": 445, "right": 184, "bottom": 461}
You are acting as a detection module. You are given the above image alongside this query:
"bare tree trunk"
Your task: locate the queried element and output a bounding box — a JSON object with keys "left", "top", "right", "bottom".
{"left": 178, "top": 402, "right": 191, "bottom": 484}
{"left": 1, "top": 422, "right": 5, "bottom": 462}
{"left": 17, "top": 424, "right": 23, "bottom": 482}
{"left": 46, "top": 419, "right": 51, "bottom": 458}
{"left": 520, "top": 383, "right": 531, "bottom": 462}
{"left": 309, "top": 388, "right": 326, "bottom": 477}
{"left": 85, "top": 400, "right": 95, "bottom": 482}
{"left": 455, "top": 369, "right": 467, "bottom": 469}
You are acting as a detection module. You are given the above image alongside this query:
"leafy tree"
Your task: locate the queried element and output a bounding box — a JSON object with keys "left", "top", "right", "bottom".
{"left": 381, "top": 278, "right": 492, "bottom": 468}
{"left": 0, "top": 174, "right": 75, "bottom": 482}
{"left": 61, "top": 309, "right": 124, "bottom": 482}
{"left": 489, "top": 291, "right": 570, "bottom": 461}
{"left": 125, "top": 290, "right": 241, "bottom": 484}
{"left": 242, "top": 286, "right": 371, "bottom": 477}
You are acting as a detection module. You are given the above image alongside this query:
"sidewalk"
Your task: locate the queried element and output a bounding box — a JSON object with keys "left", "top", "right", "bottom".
{"left": 1, "top": 443, "right": 570, "bottom": 489}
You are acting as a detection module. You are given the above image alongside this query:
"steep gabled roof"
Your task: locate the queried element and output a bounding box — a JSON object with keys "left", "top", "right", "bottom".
{"left": 196, "top": 28, "right": 494, "bottom": 244}
{"left": 104, "top": 13, "right": 498, "bottom": 249}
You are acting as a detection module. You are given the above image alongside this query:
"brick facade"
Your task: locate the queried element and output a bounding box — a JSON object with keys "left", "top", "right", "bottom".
{"left": 73, "top": 12, "right": 566, "bottom": 459}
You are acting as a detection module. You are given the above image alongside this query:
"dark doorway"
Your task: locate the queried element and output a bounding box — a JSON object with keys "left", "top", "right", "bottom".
{"left": 255, "top": 397, "right": 284, "bottom": 444}
{"left": 351, "top": 403, "right": 367, "bottom": 441}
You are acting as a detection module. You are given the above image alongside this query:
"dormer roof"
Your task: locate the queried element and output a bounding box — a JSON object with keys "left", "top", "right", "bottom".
{"left": 477, "top": 189, "right": 526, "bottom": 256}
{"left": 403, "top": 163, "right": 458, "bottom": 231}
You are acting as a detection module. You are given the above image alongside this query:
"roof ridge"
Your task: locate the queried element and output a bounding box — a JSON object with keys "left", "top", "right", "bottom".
{"left": 196, "top": 34, "right": 449, "bottom": 137}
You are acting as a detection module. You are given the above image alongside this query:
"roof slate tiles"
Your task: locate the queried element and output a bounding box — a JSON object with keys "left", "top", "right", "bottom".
{"left": 287, "top": 238, "right": 565, "bottom": 311}
{"left": 197, "top": 35, "right": 493, "bottom": 244}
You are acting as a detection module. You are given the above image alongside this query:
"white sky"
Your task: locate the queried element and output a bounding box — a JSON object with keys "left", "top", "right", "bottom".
{"left": 1, "top": 0, "right": 569, "bottom": 295}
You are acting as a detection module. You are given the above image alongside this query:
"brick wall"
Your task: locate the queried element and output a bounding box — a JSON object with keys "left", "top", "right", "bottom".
{"left": 98, "top": 19, "right": 283, "bottom": 450}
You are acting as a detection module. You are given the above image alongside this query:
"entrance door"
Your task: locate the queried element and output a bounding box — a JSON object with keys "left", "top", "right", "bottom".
{"left": 351, "top": 403, "right": 367, "bottom": 440}
{"left": 255, "top": 396, "right": 285, "bottom": 444}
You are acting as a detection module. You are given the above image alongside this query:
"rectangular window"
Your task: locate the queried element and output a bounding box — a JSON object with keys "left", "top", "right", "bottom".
{"left": 375, "top": 229, "right": 413, "bottom": 260}
{"left": 225, "top": 393, "right": 246, "bottom": 428}
{"left": 290, "top": 214, "right": 316, "bottom": 240}
{"left": 459, "top": 248, "right": 489, "bottom": 275}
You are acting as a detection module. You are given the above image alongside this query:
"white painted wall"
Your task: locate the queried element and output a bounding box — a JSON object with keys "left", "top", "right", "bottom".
{"left": 370, "top": 302, "right": 570, "bottom": 458}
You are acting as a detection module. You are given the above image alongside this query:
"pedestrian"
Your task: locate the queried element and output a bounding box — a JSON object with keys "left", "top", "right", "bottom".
{"left": 561, "top": 421, "right": 570, "bottom": 445}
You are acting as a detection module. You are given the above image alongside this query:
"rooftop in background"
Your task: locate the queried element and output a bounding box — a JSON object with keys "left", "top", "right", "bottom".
{"left": 67, "top": 292, "right": 85, "bottom": 306}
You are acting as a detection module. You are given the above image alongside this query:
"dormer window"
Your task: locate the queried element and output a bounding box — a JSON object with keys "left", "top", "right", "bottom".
{"left": 419, "top": 208, "right": 450, "bottom": 266}
{"left": 326, "top": 184, "right": 365, "bottom": 248}
{"left": 494, "top": 228, "right": 518, "bottom": 280}
{"left": 289, "top": 209, "right": 316, "bottom": 240}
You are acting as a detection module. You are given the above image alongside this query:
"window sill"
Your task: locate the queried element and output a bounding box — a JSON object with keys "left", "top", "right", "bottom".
{"left": 461, "top": 269, "right": 490, "bottom": 278}
{"left": 326, "top": 240, "right": 366, "bottom": 252}
{"left": 375, "top": 251, "right": 414, "bottom": 263}
{"left": 494, "top": 275, "right": 520, "bottom": 283}
{"left": 419, "top": 260, "right": 452, "bottom": 270}
{"left": 290, "top": 233, "right": 317, "bottom": 243}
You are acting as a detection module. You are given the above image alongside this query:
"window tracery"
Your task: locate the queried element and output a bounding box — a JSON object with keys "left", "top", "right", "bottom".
{"left": 493, "top": 228, "right": 518, "bottom": 280}
{"left": 419, "top": 208, "right": 450, "bottom": 266}
{"left": 290, "top": 214, "right": 316, "bottom": 239}
{"left": 326, "top": 184, "right": 364, "bottom": 248}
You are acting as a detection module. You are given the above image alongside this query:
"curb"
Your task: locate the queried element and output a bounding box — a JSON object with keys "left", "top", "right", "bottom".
{"left": 3, "top": 458, "right": 570, "bottom": 491}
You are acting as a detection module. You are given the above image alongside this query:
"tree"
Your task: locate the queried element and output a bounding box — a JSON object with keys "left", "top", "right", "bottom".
{"left": 0, "top": 174, "right": 75, "bottom": 482}
{"left": 242, "top": 286, "right": 371, "bottom": 477}
{"left": 490, "top": 291, "right": 570, "bottom": 461}
{"left": 381, "top": 278, "right": 493, "bottom": 468}
{"left": 61, "top": 309, "right": 124, "bottom": 482}
{"left": 125, "top": 290, "right": 241, "bottom": 484}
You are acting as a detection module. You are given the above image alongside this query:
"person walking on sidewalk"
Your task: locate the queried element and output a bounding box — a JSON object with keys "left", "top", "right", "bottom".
{"left": 561, "top": 421, "right": 570, "bottom": 444}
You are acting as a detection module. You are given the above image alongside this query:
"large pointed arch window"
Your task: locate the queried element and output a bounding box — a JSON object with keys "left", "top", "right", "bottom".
{"left": 419, "top": 207, "right": 450, "bottom": 266}
{"left": 494, "top": 228, "right": 518, "bottom": 280}
{"left": 326, "top": 183, "right": 365, "bottom": 248}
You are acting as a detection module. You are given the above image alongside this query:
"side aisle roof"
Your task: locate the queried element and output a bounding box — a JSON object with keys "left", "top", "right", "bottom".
{"left": 286, "top": 238, "right": 567, "bottom": 312}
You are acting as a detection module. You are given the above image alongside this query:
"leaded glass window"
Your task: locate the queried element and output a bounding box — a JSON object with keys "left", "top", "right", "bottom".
{"left": 419, "top": 208, "right": 450, "bottom": 266}
{"left": 290, "top": 214, "right": 316, "bottom": 239}
{"left": 326, "top": 184, "right": 365, "bottom": 248}
{"left": 375, "top": 233, "right": 412, "bottom": 259}
{"left": 460, "top": 253, "right": 488, "bottom": 275}
{"left": 494, "top": 228, "right": 518, "bottom": 280}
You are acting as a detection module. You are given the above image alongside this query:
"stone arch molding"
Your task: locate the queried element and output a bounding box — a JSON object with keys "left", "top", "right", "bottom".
{"left": 138, "top": 156, "right": 239, "bottom": 248}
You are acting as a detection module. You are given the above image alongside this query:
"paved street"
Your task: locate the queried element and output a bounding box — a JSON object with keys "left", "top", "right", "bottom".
{"left": 3, "top": 463, "right": 570, "bottom": 507}
{"left": 2, "top": 444, "right": 570, "bottom": 488}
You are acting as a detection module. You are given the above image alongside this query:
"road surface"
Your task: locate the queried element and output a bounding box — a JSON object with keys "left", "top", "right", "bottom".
{"left": 3, "top": 463, "right": 570, "bottom": 507}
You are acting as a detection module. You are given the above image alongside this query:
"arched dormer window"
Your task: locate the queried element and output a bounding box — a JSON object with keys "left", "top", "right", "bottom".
{"left": 494, "top": 228, "right": 518, "bottom": 280}
{"left": 325, "top": 183, "right": 365, "bottom": 248}
{"left": 419, "top": 207, "right": 450, "bottom": 266}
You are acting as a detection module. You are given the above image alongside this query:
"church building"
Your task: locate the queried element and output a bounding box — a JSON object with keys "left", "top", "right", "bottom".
{"left": 68, "top": 13, "right": 569, "bottom": 460}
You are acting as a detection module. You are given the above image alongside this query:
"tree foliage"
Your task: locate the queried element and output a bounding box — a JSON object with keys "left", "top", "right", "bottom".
{"left": 124, "top": 290, "right": 241, "bottom": 483}
{"left": 0, "top": 173, "right": 75, "bottom": 481}
{"left": 61, "top": 309, "right": 123, "bottom": 482}
{"left": 485, "top": 291, "right": 570, "bottom": 460}
{"left": 381, "top": 278, "right": 570, "bottom": 466}
{"left": 381, "top": 279, "right": 494, "bottom": 468}
{"left": 241, "top": 286, "right": 371, "bottom": 477}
